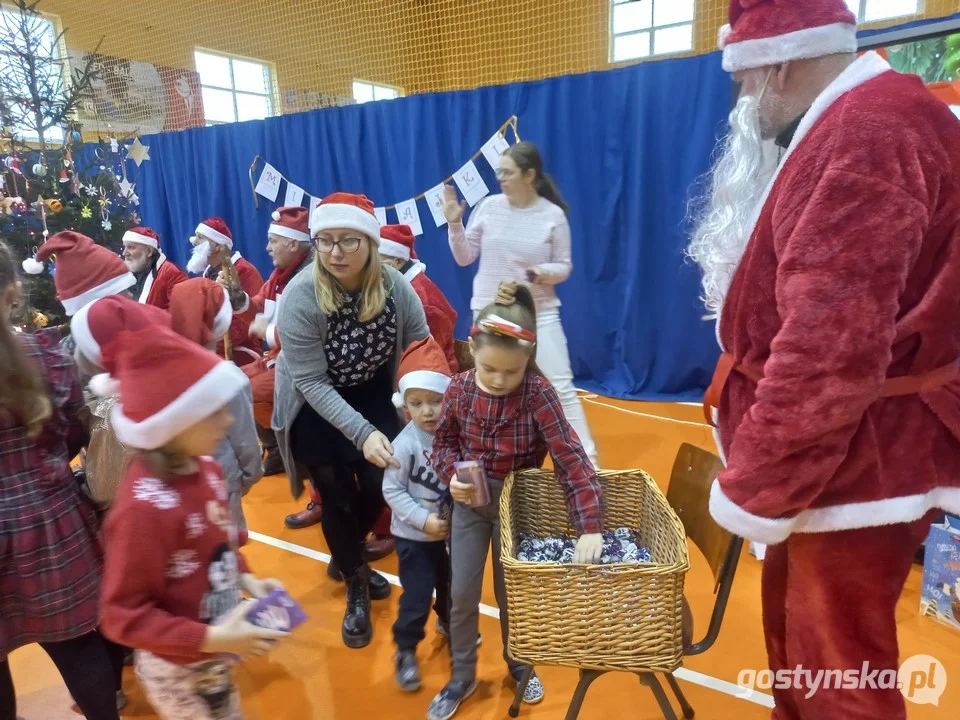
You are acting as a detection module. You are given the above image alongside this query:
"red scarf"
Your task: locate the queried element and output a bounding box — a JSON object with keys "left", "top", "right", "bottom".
{"left": 267, "top": 250, "right": 310, "bottom": 299}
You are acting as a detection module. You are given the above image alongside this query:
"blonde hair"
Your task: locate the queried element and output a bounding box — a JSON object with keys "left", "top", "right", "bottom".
{"left": 313, "top": 237, "right": 388, "bottom": 322}
{"left": 0, "top": 241, "right": 51, "bottom": 437}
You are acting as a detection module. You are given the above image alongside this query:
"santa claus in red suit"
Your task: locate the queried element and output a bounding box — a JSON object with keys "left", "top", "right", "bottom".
{"left": 689, "top": 1, "right": 960, "bottom": 718}
{"left": 378, "top": 224, "right": 458, "bottom": 371}
{"left": 187, "top": 216, "right": 265, "bottom": 367}
{"left": 122, "top": 226, "right": 187, "bottom": 310}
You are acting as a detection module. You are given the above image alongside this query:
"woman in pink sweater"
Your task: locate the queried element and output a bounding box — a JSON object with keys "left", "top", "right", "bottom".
{"left": 443, "top": 142, "right": 598, "bottom": 467}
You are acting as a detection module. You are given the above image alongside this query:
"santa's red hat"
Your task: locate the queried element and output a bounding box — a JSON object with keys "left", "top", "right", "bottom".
{"left": 22, "top": 231, "right": 135, "bottom": 316}
{"left": 194, "top": 217, "right": 233, "bottom": 248}
{"left": 392, "top": 336, "right": 452, "bottom": 408}
{"left": 269, "top": 206, "right": 310, "bottom": 243}
{"left": 310, "top": 193, "right": 380, "bottom": 244}
{"left": 122, "top": 226, "right": 160, "bottom": 251}
{"left": 379, "top": 224, "right": 418, "bottom": 261}
{"left": 98, "top": 325, "right": 248, "bottom": 450}
{"left": 169, "top": 278, "right": 234, "bottom": 348}
{"left": 718, "top": 0, "right": 858, "bottom": 73}
{"left": 71, "top": 295, "right": 170, "bottom": 368}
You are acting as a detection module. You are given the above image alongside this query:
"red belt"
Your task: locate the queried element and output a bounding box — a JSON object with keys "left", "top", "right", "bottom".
{"left": 703, "top": 352, "right": 959, "bottom": 427}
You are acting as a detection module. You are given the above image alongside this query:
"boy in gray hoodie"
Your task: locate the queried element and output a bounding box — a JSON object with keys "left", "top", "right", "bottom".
{"left": 382, "top": 338, "right": 453, "bottom": 692}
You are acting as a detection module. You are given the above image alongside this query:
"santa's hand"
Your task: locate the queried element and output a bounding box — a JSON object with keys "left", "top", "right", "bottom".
{"left": 448, "top": 476, "right": 474, "bottom": 504}
{"left": 363, "top": 431, "right": 400, "bottom": 469}
{"left": 574, "top": 533, "right": 603, "bottom": 564}
{"left": 241, "top": 574, "right": 284, "bottom": 599}
{"left": 249, "top": 316, "right": 269, "bottom": 339}
{"left": 200, "top": 600, "right": 288, "bottom": 657}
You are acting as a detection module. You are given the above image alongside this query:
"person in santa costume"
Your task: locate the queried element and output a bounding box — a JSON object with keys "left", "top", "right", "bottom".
{"left": 187, "top": 216, "right": 265, "bottom": 367}
{"left": 689, "top": 1, "right": 960, "bottom": 718}
{"left": 98, "top": 325, "right": 287, "bottom": 720}
{"left": 220, "top": 206, "right": 313, "bottom": 484}
{"left": 121, "top": 226, "right": 187, "bottom": 310}
{"left": 170, "top": 278, "right": 263, "bottom": 536}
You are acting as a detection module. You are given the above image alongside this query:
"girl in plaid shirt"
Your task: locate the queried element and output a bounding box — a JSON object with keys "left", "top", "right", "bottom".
{"left": 426, "top": 281, "right": 604, "bottom": 720}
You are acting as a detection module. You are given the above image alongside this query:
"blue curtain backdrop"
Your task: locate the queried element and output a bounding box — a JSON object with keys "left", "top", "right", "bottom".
{"left": 135, "top": 52, "right": 733, "bottom": 401}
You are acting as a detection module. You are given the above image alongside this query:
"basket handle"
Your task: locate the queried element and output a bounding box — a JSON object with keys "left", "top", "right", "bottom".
{"left": 499, "top": 472, "right": 516, "bottom": 558}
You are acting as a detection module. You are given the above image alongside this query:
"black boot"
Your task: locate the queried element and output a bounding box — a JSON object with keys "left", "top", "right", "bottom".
{"left": 257, "top": 424, "right": 285, "bottom": 476}
{"left": 342, "top": 567, "right": 372, "bottom": 648}
{"left": 367, "top": 565, "right": 392, "bottom": 600}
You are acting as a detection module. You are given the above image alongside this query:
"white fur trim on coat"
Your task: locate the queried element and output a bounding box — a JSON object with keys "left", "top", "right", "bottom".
{"left": 709, "top": 480, "right": 796, "bottom": 545}
{"left": 213, "top": 286, "right": 233, "bottom": 340}
{"left": 111, "top": 361, "right": 249, "bottom": 450}
{"left": 379, "top": 237, "right": 411, "bottom": 260}
{"left": 61, "top": 272, "right": 137, "bottom": 317}
{"left": 310, "top": 204, "right": 381, "bottom": 244}
{"left": 722, "top": 22, "right": 858, "bottom": 73}
{"left": 122, "top": 230, "right": 159, "bottom": 250}
{"left": 718, "top": 24, "right": 731, "bottom": 50}
{"left": 196, "top": 222, "right": 232, "bottom": 248}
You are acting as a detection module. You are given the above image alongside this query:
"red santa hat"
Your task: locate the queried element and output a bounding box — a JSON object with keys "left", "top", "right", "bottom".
{"left": 379, "top": 224, "right": 418, "bottom": 261}
{"left": 269, "top": 206, "right": 310, "bottom": 243}
{"left": 194, "top": 216, "right": 233, "bottom": 249}
{"left": 392, "top": 336, "right": 452, "bottom": 408}
{"left": 96, "top": 325, "right": 248, "bottom": 450}
{"left": 169, "top": 278, "right": 234, "bottom": 348}
{"left": 309, "top": 192, "right": 381, "bottom": 245}
{"left": 718, "top": 0, "right": 858, "bottom": 74}
{"left": 122, "top": 226, "right": 160, "bottom": 251}
{"left": 71, "top": 295, "right": 170, "bottom": 368}
{"left": 21, "top": 231, "right": 135, "bottom": 316}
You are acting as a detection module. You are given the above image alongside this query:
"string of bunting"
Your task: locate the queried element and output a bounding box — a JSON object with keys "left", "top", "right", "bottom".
{"left": 247, "top": 115, "right": 520, "bottom": 236}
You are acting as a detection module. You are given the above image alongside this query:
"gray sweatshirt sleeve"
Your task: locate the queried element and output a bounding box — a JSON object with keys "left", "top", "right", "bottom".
{"left": 229, "top": 384, "right": 263, "bottom": 495}
{"left": 278, "top": 272, "right": 376, "bottom": 449}
{"left": 382, "top": 432, "right": 432, "bottom": 532}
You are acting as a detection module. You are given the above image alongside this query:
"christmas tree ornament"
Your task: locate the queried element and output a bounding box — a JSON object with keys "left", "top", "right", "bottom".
{"left": 102, "top": 218, "right": 112, "bottom": 231}
{"left": 70, "top": 130, "right": 81, "bottom": 144}
{"left": 127, "top": 137, "right": 151, "bottom": 166}
{"left": 32, "top": 162, "right": 46, "bottom": 177}
{"left": 81, "top": 205, "right": 93, "bottom": 219}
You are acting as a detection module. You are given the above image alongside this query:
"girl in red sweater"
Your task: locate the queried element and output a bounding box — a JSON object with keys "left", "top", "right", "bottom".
{"left": 98, "top": 325, "right": 286, "bottom": 719}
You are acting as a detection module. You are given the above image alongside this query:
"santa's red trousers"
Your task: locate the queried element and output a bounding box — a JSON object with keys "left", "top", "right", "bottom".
{"left": 762, "top": 511, "right": 937, "bottom": 719}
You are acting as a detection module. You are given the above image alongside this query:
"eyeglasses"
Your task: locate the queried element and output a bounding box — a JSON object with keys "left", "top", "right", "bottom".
{"left": 313, "top": 236, "right": 364, "bottom": 254}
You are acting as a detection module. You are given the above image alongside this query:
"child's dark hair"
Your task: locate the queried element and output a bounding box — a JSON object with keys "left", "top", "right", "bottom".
{"left": 505, "top": 142, "right": 569, "bottom": 215}
{"left": 474, "top": 282, "right": 541, "bottom": 375}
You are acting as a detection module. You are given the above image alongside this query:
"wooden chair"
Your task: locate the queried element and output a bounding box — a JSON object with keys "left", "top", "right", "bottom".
{"left": 508, "top": 443, "right": 742, "bottom": 720}
{"left": 454, "top": 339, "right": 474, "bottom": 372}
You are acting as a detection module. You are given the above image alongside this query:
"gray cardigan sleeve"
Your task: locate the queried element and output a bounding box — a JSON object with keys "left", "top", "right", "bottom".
{"left": 229, "top": 384, "right": 263, "bottom": 494}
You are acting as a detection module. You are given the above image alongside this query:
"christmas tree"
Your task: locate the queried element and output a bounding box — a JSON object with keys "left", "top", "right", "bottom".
{"left": 0, "top": 0, "right": 141, "bottom": 332}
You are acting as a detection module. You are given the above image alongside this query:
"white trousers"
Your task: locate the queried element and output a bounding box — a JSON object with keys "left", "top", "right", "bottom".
{"left": 534, "top": 308, "right": 599, "bottom": 468}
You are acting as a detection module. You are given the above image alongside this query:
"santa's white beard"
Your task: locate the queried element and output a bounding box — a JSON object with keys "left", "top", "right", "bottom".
{"left": 688, "top": 93, "right": 769, "bottom": 318}
{"left": 187, "top": 240, "right": 212, "bottom": 274}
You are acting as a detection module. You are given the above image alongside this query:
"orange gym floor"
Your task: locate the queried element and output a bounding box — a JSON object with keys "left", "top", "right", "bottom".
{"left": 10, "top": 396, "right": 960, "bottom": 719}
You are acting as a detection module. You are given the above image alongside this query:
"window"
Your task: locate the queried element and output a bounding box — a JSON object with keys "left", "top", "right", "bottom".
{"left": 844, "top": 0, "right": 920, "bottom": 23}
{"left": 352, "top": 80, "right": 401, "bottom": 104}
{"left": 0, "top": 7, "right": 64, "bottom": 143}
{"left": 194, "top": 50, "right": 273, "bottom": 125}
{"left": 610, "top": 0, "right": 694, "bottom": 63}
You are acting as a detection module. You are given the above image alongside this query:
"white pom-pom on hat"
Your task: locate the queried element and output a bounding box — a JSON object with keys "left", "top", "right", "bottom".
{"left": 22, "top": 257, "right": 44, "bottom": 274}
{"left": 89, "top": 373, "right": 121, "bottom": 398}
{"left": 272, "top": 210, "right": 281, "bottom": 221}
{"left": 392, "top": 391, "right": 404, "bottom": 409}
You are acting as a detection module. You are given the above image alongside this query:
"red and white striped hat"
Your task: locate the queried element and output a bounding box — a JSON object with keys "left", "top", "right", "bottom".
{"left": 718, "top": 0, "right": 858, "bottom": 74}
{"left": 122, "top": 226, "right": 161, "bottom": 251}
{"left": 269, "top": 206, "right": 310, "bottom": 243}
{"left": 309, "top": 192, "right": 381, "bottom": 244}
{"left": 379, "top": 224, "right": 417, "bottom": 261}
{"left": 194, "top": 216, "right": 233, "bottom": 248}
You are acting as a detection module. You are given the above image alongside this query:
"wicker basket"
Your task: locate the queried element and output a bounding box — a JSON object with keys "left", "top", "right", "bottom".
{"left": 500, "top": 469, "right": 689, "bottom": 674}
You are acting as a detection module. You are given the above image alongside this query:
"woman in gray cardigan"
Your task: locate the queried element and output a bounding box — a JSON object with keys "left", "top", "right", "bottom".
{"left": 273, "top": 193, "right": 428, "bottom": 649}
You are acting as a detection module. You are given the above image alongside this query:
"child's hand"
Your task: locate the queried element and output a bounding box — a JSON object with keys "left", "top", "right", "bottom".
{"left": 574, "top": 533, "right": 603, "bottom": 564}
{"left": 242, "top": 574, "right": 284, "bottom": 599}
{"left": 201, "top": 600, "right": 288, "bottom": 658}
{"left": 424, "top": 513, "right": 450, "bottom": 536}
{"left": 449, "top": 475, "right": 473, "bottom": 504}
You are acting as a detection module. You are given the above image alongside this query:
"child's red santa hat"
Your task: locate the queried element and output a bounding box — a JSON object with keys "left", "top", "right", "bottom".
{"left": 71, "top": 295, "right": 170, "bottom": 371}
{"left": 22, "top": 230, "right": 135, "bottom": 316}
{"left": 193, "top": 216, "right": 233, "bottom": 249}
{"left": 392, "top": 336, "right": 452, "bottom": 408}
{"left": 97, "top": 325, "right": 248, "bottom": 450}
{"left": 122, "top": 226, "right": 161, "bottom": 251}
{"left": 718, "top": 0, "right": 858, "bottom": 73}
{"left": 169, "top": 278, "right": 234, "bottom": 348}
{"left": 379, "top": 224, "right": 418, "bottom": 261}
{"left": 269, "top": 206, "right": 310, "bottom": 243}
{"left": 310, "top": 192, "right": 381, "bottom": 244}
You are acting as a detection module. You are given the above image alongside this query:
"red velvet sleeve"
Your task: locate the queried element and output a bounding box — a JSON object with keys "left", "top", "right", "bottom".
{"left": 423, "top": 300, "right": 458, "bottom": 374}
{"left": 714, "top": 169, "right": 929, "bottom": 543}
{"left": 228, "top": 262, "right": 265, "bottom": 348}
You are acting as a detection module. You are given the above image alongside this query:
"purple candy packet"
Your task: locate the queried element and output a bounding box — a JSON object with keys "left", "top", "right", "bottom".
{"left": 246, "top": 589, "right": 307, "bottom": 632}
{"left": 455, "top": 460, "right": 491, "bottom": 506}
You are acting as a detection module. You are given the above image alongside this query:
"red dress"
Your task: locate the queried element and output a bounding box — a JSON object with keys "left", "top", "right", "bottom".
{"left": 0, "top": 332, "right": 102, "bottom": 658}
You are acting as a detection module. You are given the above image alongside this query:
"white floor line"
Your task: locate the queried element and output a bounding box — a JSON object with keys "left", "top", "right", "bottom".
{"left": 574, "top": 388, "right": 704, "bottom": 410}
{"left": 247, "top": 531, "right": 773, "bottom": 708}
{"left": 580, "top": 396, "right": 712, "bottom": 429}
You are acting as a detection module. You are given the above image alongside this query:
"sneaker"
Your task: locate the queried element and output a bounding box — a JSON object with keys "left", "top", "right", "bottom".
{"left": 436, "top": 618, "right": 482, "bottom": 647}
{"left": 512, "top": 668, "right": 544, "bottom": 705}
{"left": 426, "top": 680, "right": 478, "bottom": 720}
{"left": 395, "top": 649, "right": 421, "bottom": 692}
